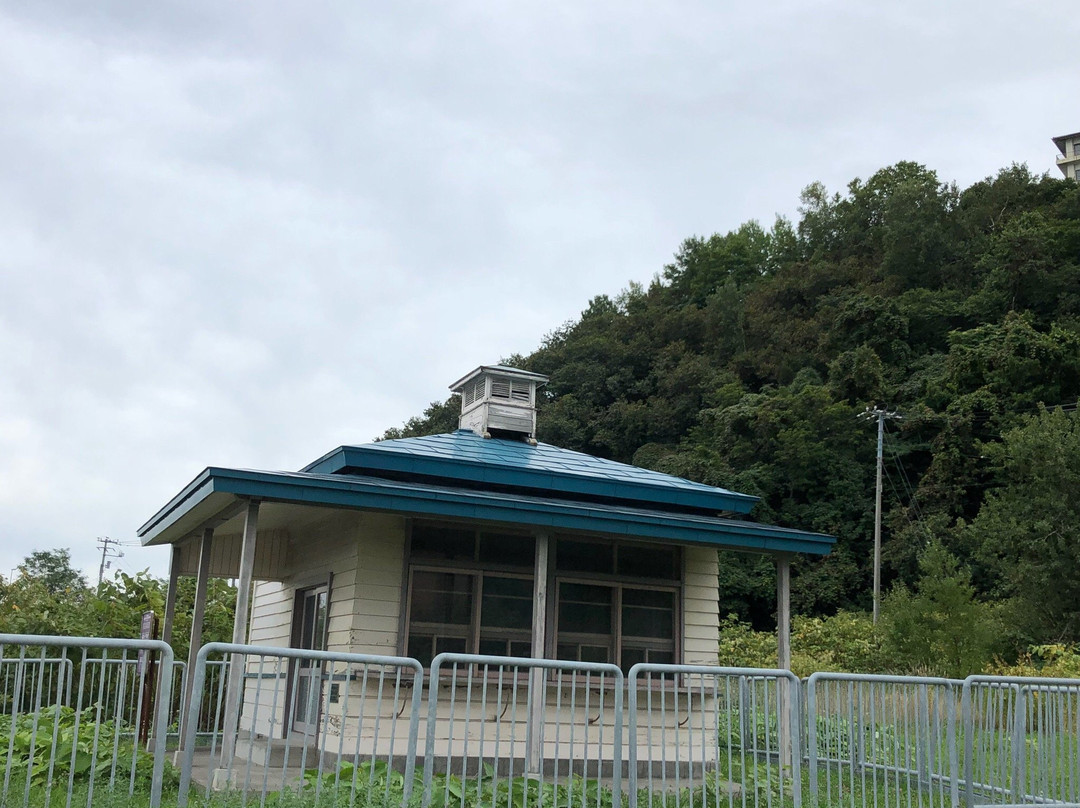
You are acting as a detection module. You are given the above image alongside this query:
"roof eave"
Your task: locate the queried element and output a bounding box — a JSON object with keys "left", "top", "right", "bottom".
{"left": 137, "top": 467, "right": 833, "bottom": 555}
{"left": 448, "top": 365, "right": 550, "bottom": 391}
{"left": 137, "top": 467, "right": 219, "bottom": 544}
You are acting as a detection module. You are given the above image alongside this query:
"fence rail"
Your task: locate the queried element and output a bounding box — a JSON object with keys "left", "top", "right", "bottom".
{"left": 177, "top": 641, "right": 424, "bottom": 808}
{"left": 424, "top": 653, "right": 625, "bottom": 808}
{"left": 0, "top": 633, "right": 173, "bottom": 808}
{"left": 963, "top": 676, "right": 1080, "bottom": 807}
{"left": 628, "top": 663, "right": 802, "bottom": 808}
{"left": 807, "top": 672, "right": 963, "bottom": 808}
{"left": 2, "top": 633, "right": 1079, "bottom": 808}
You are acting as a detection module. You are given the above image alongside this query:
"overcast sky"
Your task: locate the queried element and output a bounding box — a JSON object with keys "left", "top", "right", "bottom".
{"left": 0, "top": 0, "right": 1076, "bottom": 583}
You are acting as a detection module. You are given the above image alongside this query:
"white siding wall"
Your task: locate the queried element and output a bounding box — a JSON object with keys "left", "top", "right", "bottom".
{"left": 682, "top": 545, "right": 720, "bottom": 665}
{"left": 242, "top": 509, "right": 367, "bottom": 738}
{"left": 348, "top": 512, "right": 407, "bottom": 656}
{"left": 240, "top": 512, "right": 723, "bottom": 757}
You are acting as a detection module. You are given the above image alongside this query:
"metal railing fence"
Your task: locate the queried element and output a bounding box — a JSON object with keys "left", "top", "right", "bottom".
{"left": 806, "top": 673, "right": 963, "bottom": 808}
{"left": 962, "top": 676, "right": 1080, "bottom": 807}
{"left": 1, "top": 656, "right": 73, "bottom": 714}
{"left": 177, "top": 641, "right": 424, "bottom": 808}
{"left": 628, "top": 664, "right": 802, "bottom": 808}
{"left": 2, "top": 631, "right": 1080, "bottom": 808}
{"left": 167, "top": 658, "right": 228, "bottom": 741}
{"left": 0, "top": 633, "right": 173, "bottom": 808}
{"left": 423, "top": 653, "right": 625, "bottom": 808}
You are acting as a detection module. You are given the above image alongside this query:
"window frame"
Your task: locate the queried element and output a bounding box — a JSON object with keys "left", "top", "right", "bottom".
{"left": 399, "top": 522, "right": 684, "bottom": 675}
{"left": 551, "top": 535, "right": 682, "bottom": 672}
{"left": 401, "top": 522, "right": 536, "bottom": 666}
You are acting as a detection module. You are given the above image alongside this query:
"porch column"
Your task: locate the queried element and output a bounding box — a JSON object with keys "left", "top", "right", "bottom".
{"left": 527, "top": 532, "right": 550, "bottom": 776}
{"left": 161, "top": 545, "right": 181, "bottom": 647}
{"left": 148, "top": 545, "right": 182, "bottom": 747}
{"left": 776, "top": 554, "right": 793, "bottom": 771}
{"left": 777, "top": 555, "right": 791, "bottom": 671}
{"left": 181, "top": 527, "right": 214, "bottom": 741}
{"left": 218, "top": 500, "right": 259, "bottom": 771}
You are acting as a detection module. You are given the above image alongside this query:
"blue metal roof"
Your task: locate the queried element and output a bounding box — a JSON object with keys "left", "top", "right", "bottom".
{"left": 138, "top": 466, "right": 834, "bottom": 555}
{"left": 302, "top": 430, "right": 758, "bottom": 515}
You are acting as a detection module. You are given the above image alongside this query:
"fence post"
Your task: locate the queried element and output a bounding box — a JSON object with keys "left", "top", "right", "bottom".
{"left": 916, "top": 684, "right": 930, "bottom": 791}
{"left": 177, "top": 647, "right": 210, "bottom": 808}
{"left": 962, "top": 679, "right": 975, "bottom": 808}
{"left": 787, "top": 672, "right": 802, "bottom": 808}
{"left": 807, "top": 674, "right": 819, "bottom": 803}
{"left": 1011, "top": 687, "right": 1027, "bottom": 802}
{"left": 947, "top": 684, "right": 960, "bottom": 808}
{"left": 627, "top": 667, "right": 639, "bottom": 808}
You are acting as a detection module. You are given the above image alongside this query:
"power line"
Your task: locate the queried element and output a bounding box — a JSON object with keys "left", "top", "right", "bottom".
{"left": 883, "top": 423, "right": 930, "bottom": 526}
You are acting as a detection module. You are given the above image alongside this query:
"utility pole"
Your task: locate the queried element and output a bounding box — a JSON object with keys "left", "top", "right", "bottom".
{"left": 858, "top": 406, "right": 902, "bottom": 623}
{"left": 96, "top": 536, "right": 124, "bottom": 587}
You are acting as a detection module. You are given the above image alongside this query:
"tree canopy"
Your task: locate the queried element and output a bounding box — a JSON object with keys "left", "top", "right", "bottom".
{"left": 387, "top": 163, "right": 1080, "bottom": 654}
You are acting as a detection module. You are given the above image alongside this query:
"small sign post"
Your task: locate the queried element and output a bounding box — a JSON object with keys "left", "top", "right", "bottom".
{"left": 138, "top": 611, "right": 159, "bottom": 747}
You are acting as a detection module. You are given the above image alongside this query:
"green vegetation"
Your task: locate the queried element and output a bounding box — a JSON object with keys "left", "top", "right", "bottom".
{"left": 0, "top": 705, "right": 176, "bottom": 791}
{"left": 0, "top": 549, "right": 236, "bottom": 664}
{"left": 389, "top": 163, "right": 1080, "bottom": 672}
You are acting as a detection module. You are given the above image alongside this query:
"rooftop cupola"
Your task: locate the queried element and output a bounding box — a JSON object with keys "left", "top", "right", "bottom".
{"left": 449, "top": 365, "right": 549, "bottom": 443}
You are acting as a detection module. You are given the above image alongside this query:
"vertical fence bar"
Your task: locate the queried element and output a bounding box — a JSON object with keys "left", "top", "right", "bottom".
{"left": 0, "top": 634, "right": 172, "bottom": 808}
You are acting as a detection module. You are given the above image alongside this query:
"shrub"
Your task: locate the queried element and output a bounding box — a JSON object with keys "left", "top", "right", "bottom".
{"left": 0, "top": 705, "right": 177, "bottom": 790}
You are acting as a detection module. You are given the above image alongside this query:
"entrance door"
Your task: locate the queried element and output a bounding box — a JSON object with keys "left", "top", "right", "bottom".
{"left": 292, "top": 586, "right": 328, "bottom": 735}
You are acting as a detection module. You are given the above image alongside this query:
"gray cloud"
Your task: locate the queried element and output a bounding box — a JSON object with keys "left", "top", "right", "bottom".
{"left": 0, "top": 0, "right": 1077, "bottom": 580}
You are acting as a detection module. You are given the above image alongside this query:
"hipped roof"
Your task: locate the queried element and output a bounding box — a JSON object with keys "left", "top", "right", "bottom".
{"left": 138, "top": 429, "right": 834, "bottom": 555}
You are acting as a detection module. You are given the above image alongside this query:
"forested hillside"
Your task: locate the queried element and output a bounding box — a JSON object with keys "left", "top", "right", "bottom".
{"left": 387, "top": 163, "right": 1080, "bottom": 661}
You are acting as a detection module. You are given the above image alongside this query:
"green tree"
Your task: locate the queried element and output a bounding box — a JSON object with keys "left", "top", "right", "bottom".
{"left": 880, "top": 541, "right": 999, "bottom": 677}
{"left": 21, "top": 549, "right": 87, "bottom": 595}
{"left": 970, "top": 408, "right": 1080, "bottom": 642}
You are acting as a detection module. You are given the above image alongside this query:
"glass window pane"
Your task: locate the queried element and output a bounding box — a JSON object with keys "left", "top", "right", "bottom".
{"left": 622, "top": 589, "right": 675, "bottom": 639}
{"left": 408, "top": 634, "right": 434, "bottom": 668}
{"left": 479, "top": 533, "right": 535, "bottom": 567}
{"left": 410, "top": 571, "right": 473, "bottom": 625}
{"left": 558, "top": 583, "right": 612, "bottom": 634}
{"left": 435, "top": 636, "right": 467, "bottom": 655}
{"left": 617, "top": 545, "right": 678, "bottom": 579}
{"left": 481, "top": 576, "right": 533, "bottom": 629}
{"left": 509, "top": 641, "right": 532, "bottom": 658}
{"left": 411, "top": 526, "right": 475, "bottom": 561}
{"left": 478, "top": 638, "right": 507, "bottom": 656}
{"left": 556, "top": 540, "right": 613, "bottom": 573}
{"left": 580, "top": 645, "right": 610, "bottom": 664}
{"left": 620, "top": 647, "right": 646, "bottom": 672}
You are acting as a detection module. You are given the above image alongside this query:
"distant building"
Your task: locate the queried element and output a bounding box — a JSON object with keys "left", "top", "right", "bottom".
{"left": 1053, "top": 131, "right": 1080, "bottom": 180}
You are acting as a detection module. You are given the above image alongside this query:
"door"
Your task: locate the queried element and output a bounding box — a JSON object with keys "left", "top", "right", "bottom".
{"left": 292, "top": 586, "right": 328, "bottom": 735}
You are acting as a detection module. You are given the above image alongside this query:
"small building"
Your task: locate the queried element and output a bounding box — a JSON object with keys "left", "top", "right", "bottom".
{"left": 1053, "top": 131, "right": 1080, "bottom": 180}
{"left": 140, "top": 365, "right": 833, "bottom": 768}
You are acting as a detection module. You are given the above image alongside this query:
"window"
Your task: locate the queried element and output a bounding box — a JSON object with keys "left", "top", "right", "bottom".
{"left": 404, "top": 524, "right": 535, "bottom": 667}
{"left": 554, "top": 538, "right": 679, "bottom": 672}
{"left": 402, "top": 525, "right": 681, "bottom": 673}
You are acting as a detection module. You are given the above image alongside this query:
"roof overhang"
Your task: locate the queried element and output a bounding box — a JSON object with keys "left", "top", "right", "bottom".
{"left": 1053, "top": 132, "right": 1080, "bottom": 155}
{"left": 138, "top": 467, "right": 834, "bottom": 555}
{"left": 449, "top": 365, "right": 550, "bottom": 392}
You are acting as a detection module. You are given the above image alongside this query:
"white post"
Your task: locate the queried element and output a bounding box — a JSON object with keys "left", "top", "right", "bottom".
{"left": 873, "top": 412, "right": 884, "bottom": 623}
{"left": 776, "top": 555, "right": 792, "bottom": 771}
{"left": 527, "top": 532, "right": 550, "bottom": 776}
{"left": 217, "top": 500, "right": 259, "bottom": 772}
{"left": 161, "top": 546, "right": 181, "bottom": 648}
{"left": 182, "top": 528, "right": 214, "bottom": 737}
{"left": 149, "top": 546, "right": 182, "bottom": 748}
